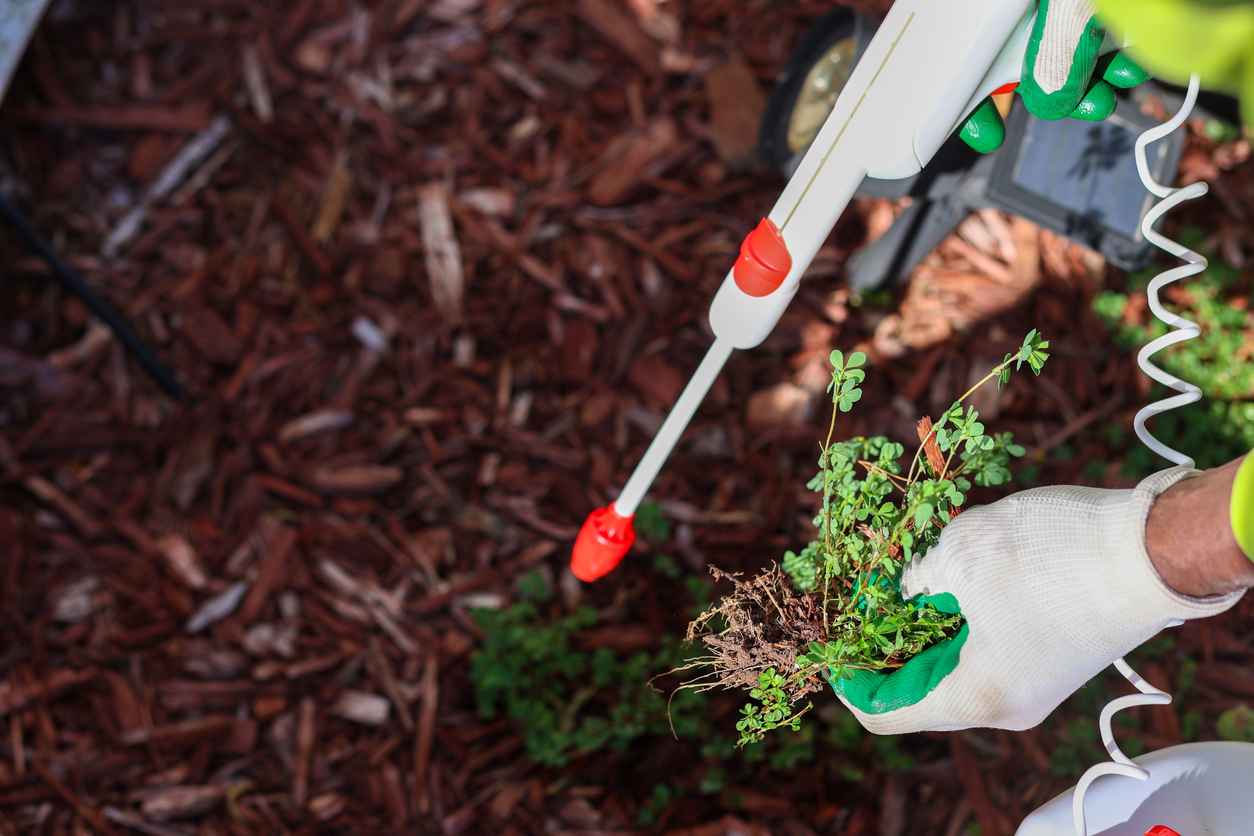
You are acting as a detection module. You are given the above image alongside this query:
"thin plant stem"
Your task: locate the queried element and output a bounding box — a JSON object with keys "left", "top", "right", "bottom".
{"left": 857, "top": 460, "right": 910, "bottom": 491}
{"left": 819, "top": 399, "right": 840, "bottom": 634}
{"left": 906, "top": 359, "right": 1012, "bottom": 483}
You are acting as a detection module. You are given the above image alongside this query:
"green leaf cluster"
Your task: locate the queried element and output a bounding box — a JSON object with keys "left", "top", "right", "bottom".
{"left": 998, "top": 329, "right": 1051, "bottom": 384}
{"left": 470, "top": 598, "right": 706, "bottom": 766}
{"left": 735, "top": 334, "right": 1046, "bottom": 743}
{"left": 735, "top": 668, "right": 809, "bottom": 745}
{"left": 827, "top": 349, "right": 867, "bottom": 412}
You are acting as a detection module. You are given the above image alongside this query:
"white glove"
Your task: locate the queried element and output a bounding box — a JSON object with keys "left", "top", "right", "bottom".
{"left": 839, "top": 466, "right": 1245, "bottom": 735}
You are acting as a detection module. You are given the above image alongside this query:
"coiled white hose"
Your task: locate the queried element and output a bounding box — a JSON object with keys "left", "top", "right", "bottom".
{"left": 1071, "top": 74, "right": 1207, "bottom": 836}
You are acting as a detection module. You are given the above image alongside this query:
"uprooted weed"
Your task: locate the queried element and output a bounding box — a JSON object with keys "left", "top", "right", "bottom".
{"left": 677, "top": 332, "right": 1051, "bottom": 745}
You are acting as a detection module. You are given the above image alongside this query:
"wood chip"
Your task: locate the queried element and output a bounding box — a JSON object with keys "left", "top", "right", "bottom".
{"left": 879, "top": 774, "right": 906, "bottom": 836}
{"left": 0, "top": 668, "right": 98, "bottom": 717}
{"left": 331, "top": 690, "right": 391, "bottom": 726}
{"left": 185, "top": 582, "right": 248, "bottom": 633}
{"left": 157, "top": 534, "right": 207, "bottom": 589}
{"left": 418, "top": 183, "right": 465, "bottom": 325}
{"left": 312, "top": 153, "right": 352, "bottom": 242}
{"left": 588, "top": 118, "right": 677, "bottom": 206}
{"left": 704, "top": 55, "right": 766, "bottom": 166}
{"left": 627, "top": 352, "right": 684, "bottom": 407}
{"left": 13, "top": 103, "right": 211, "bottom": 132}
{"left": 747, "top": 382, "right": 814, "bottom": 427}
{"left": 458, "top": 187, "right": 514, "bottom": 217}
{"left": 236, "top": 521, "right": 296, "bottom": 624}
{"left": 576, "top": 0, "right": 660, "bottom": 75}
{"left": 308, "top": 464, "right": 403, "bottom": 494}
{"left": 278, "top": 409, "right": 354, "bottom": 443}
{"left": 240, "top": 44, "right": 273, "bottom": 123}
{"left": 293, "top": 698, "right": 316, "bottom": 807}
{"left": 139, "top": 785, "right": 225, "bottom": 821}
{"left": 23, "top": 475, "right": 100, "bottom": 536}
{"left": 103, "top": 115, "right": 232, "bottom": 257}
{"left": 413, "top": 656, "right": 438, "bottom": 815}
{"left": 50, "top": 576, "right": 102, "bottom": 623}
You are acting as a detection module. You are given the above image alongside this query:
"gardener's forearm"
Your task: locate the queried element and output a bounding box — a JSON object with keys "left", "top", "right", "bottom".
{"left": 1146, "top": 454, "right": 1254, "bottom": 598}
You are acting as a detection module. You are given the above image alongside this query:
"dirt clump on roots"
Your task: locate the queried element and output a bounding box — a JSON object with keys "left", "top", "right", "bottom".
{"left": 683, "top": 565, "right": 828, "bottom": 702}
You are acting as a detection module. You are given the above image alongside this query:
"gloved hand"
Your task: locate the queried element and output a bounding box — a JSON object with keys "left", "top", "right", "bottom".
{"left": 958, "top": 0, "right": 1150, "bottom": 153}
{"left": 829, "top": 466, "right": 1244, "bottom": 734}
{"left": 1097, "top": 0, "right": 1254, "bottom": 130}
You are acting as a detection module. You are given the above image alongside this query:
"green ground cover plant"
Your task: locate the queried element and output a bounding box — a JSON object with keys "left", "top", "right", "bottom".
{"left": 469, "top": 571, "right": 708, "bottom": 767}
{"left": 681, "top": 332, "right": 1050, "bottom": 745}
{"left": 470, "top": 524, "right": 903, "bottom": 781}
{"left": 1094, "top": 236, "right": 1254, "bottom": 474}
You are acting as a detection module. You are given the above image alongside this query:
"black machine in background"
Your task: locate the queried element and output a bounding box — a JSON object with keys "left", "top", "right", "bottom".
{"left": 758, "top": 7, "right": 1243, "bottom": 292}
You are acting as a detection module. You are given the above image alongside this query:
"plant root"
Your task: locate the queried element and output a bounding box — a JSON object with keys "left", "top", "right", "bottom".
{"left": 684, "top": 565, "right": 828, "bottom": 704}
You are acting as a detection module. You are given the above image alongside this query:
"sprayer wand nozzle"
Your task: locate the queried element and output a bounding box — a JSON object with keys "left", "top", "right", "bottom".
{"left": 570, "top": 505, "right": 636, "bottom": 582}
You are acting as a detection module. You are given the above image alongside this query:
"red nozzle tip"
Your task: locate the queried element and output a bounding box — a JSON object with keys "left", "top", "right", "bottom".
{"left": 570, "top": 506, "right": 635, "bottom": 582}
{"left": 733, "top": 218, "right": 791, "bottom": 297}
{"left": 1144, "top": 827, "right": 1181, "bottom": 836}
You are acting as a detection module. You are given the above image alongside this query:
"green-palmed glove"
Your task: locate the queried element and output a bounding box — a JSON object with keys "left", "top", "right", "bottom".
{"left": 1096, "top": 0, "right": 1254, "bottom": 130}
{"left": 958, "top": 0, "right": 1150, "bottom": 154}
{"left": 829, "top": 467, "right": 1244, "bottom": 732}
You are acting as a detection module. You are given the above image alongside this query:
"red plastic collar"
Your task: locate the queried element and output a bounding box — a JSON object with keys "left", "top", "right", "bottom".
{"left": 733, "top": 218, "right": 791, "bottom": 297}
{"left": 570, "top": 505, "right": 635, "bottom": 582}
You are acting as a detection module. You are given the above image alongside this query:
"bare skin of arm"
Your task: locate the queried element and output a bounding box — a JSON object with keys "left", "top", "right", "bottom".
{"left": 1146, "top": 455, "right": 1254, "bottom": 598}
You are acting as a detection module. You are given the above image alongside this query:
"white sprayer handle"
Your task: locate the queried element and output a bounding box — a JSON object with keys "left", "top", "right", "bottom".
{"left": 573, "top": 0, "right": 1039, "bottom": 581}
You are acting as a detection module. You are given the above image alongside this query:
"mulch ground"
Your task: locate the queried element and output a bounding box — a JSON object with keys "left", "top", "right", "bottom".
{"left": 0, "top": 1, "right": 1251, "bottom": 834}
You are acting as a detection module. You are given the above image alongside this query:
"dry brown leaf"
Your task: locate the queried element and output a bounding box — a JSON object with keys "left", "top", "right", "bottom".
{"left": 916, "top": 416, "right": 946, "bottom": 477}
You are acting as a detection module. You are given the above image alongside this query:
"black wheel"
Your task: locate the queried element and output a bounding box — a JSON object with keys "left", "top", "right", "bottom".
{"left": 758, "top": 8, "right": 875, "bottom": 177}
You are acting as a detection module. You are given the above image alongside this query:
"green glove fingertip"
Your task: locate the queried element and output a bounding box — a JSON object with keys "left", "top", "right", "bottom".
{"left": 1020, "top": 4, "right": 1107, "bottom": 120}
{"left": 959, "top": 98, "right": 1006, "bottom": 154}
{"left": 1070, "top": 80, "right": 1117, "bottom": 121}
{"left": 1102, "top": 52, "right": 1150, "bottom": 89}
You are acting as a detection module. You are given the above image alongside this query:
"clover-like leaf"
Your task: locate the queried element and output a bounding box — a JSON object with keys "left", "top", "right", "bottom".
{"left": 838, "top": 388, "right": 863, "bottom": 413}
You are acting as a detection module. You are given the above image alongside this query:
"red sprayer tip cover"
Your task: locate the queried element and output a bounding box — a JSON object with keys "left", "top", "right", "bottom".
{"left": 570, "top": 506, "right": 635, "bottom": 582}
{"left": 733, "top": 218, "right": 792, "bottom": 297}
{"left": 1144, "top": 827, "right": 1181, "bottom": 836}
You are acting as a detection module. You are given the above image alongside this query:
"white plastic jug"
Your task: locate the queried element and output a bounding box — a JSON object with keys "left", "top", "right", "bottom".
{"left": 1017, "top": 742, "right": 1254, "bottom": 835}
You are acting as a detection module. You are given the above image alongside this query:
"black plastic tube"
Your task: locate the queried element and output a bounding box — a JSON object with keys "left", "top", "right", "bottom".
{"left": 0, "top": 191, "right": 183, "bottom": 400}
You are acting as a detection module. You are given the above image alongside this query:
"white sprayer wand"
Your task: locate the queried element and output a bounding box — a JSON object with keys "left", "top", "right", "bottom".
{"left": 572, "top": 0, "right": 1042, "bottom": 581}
